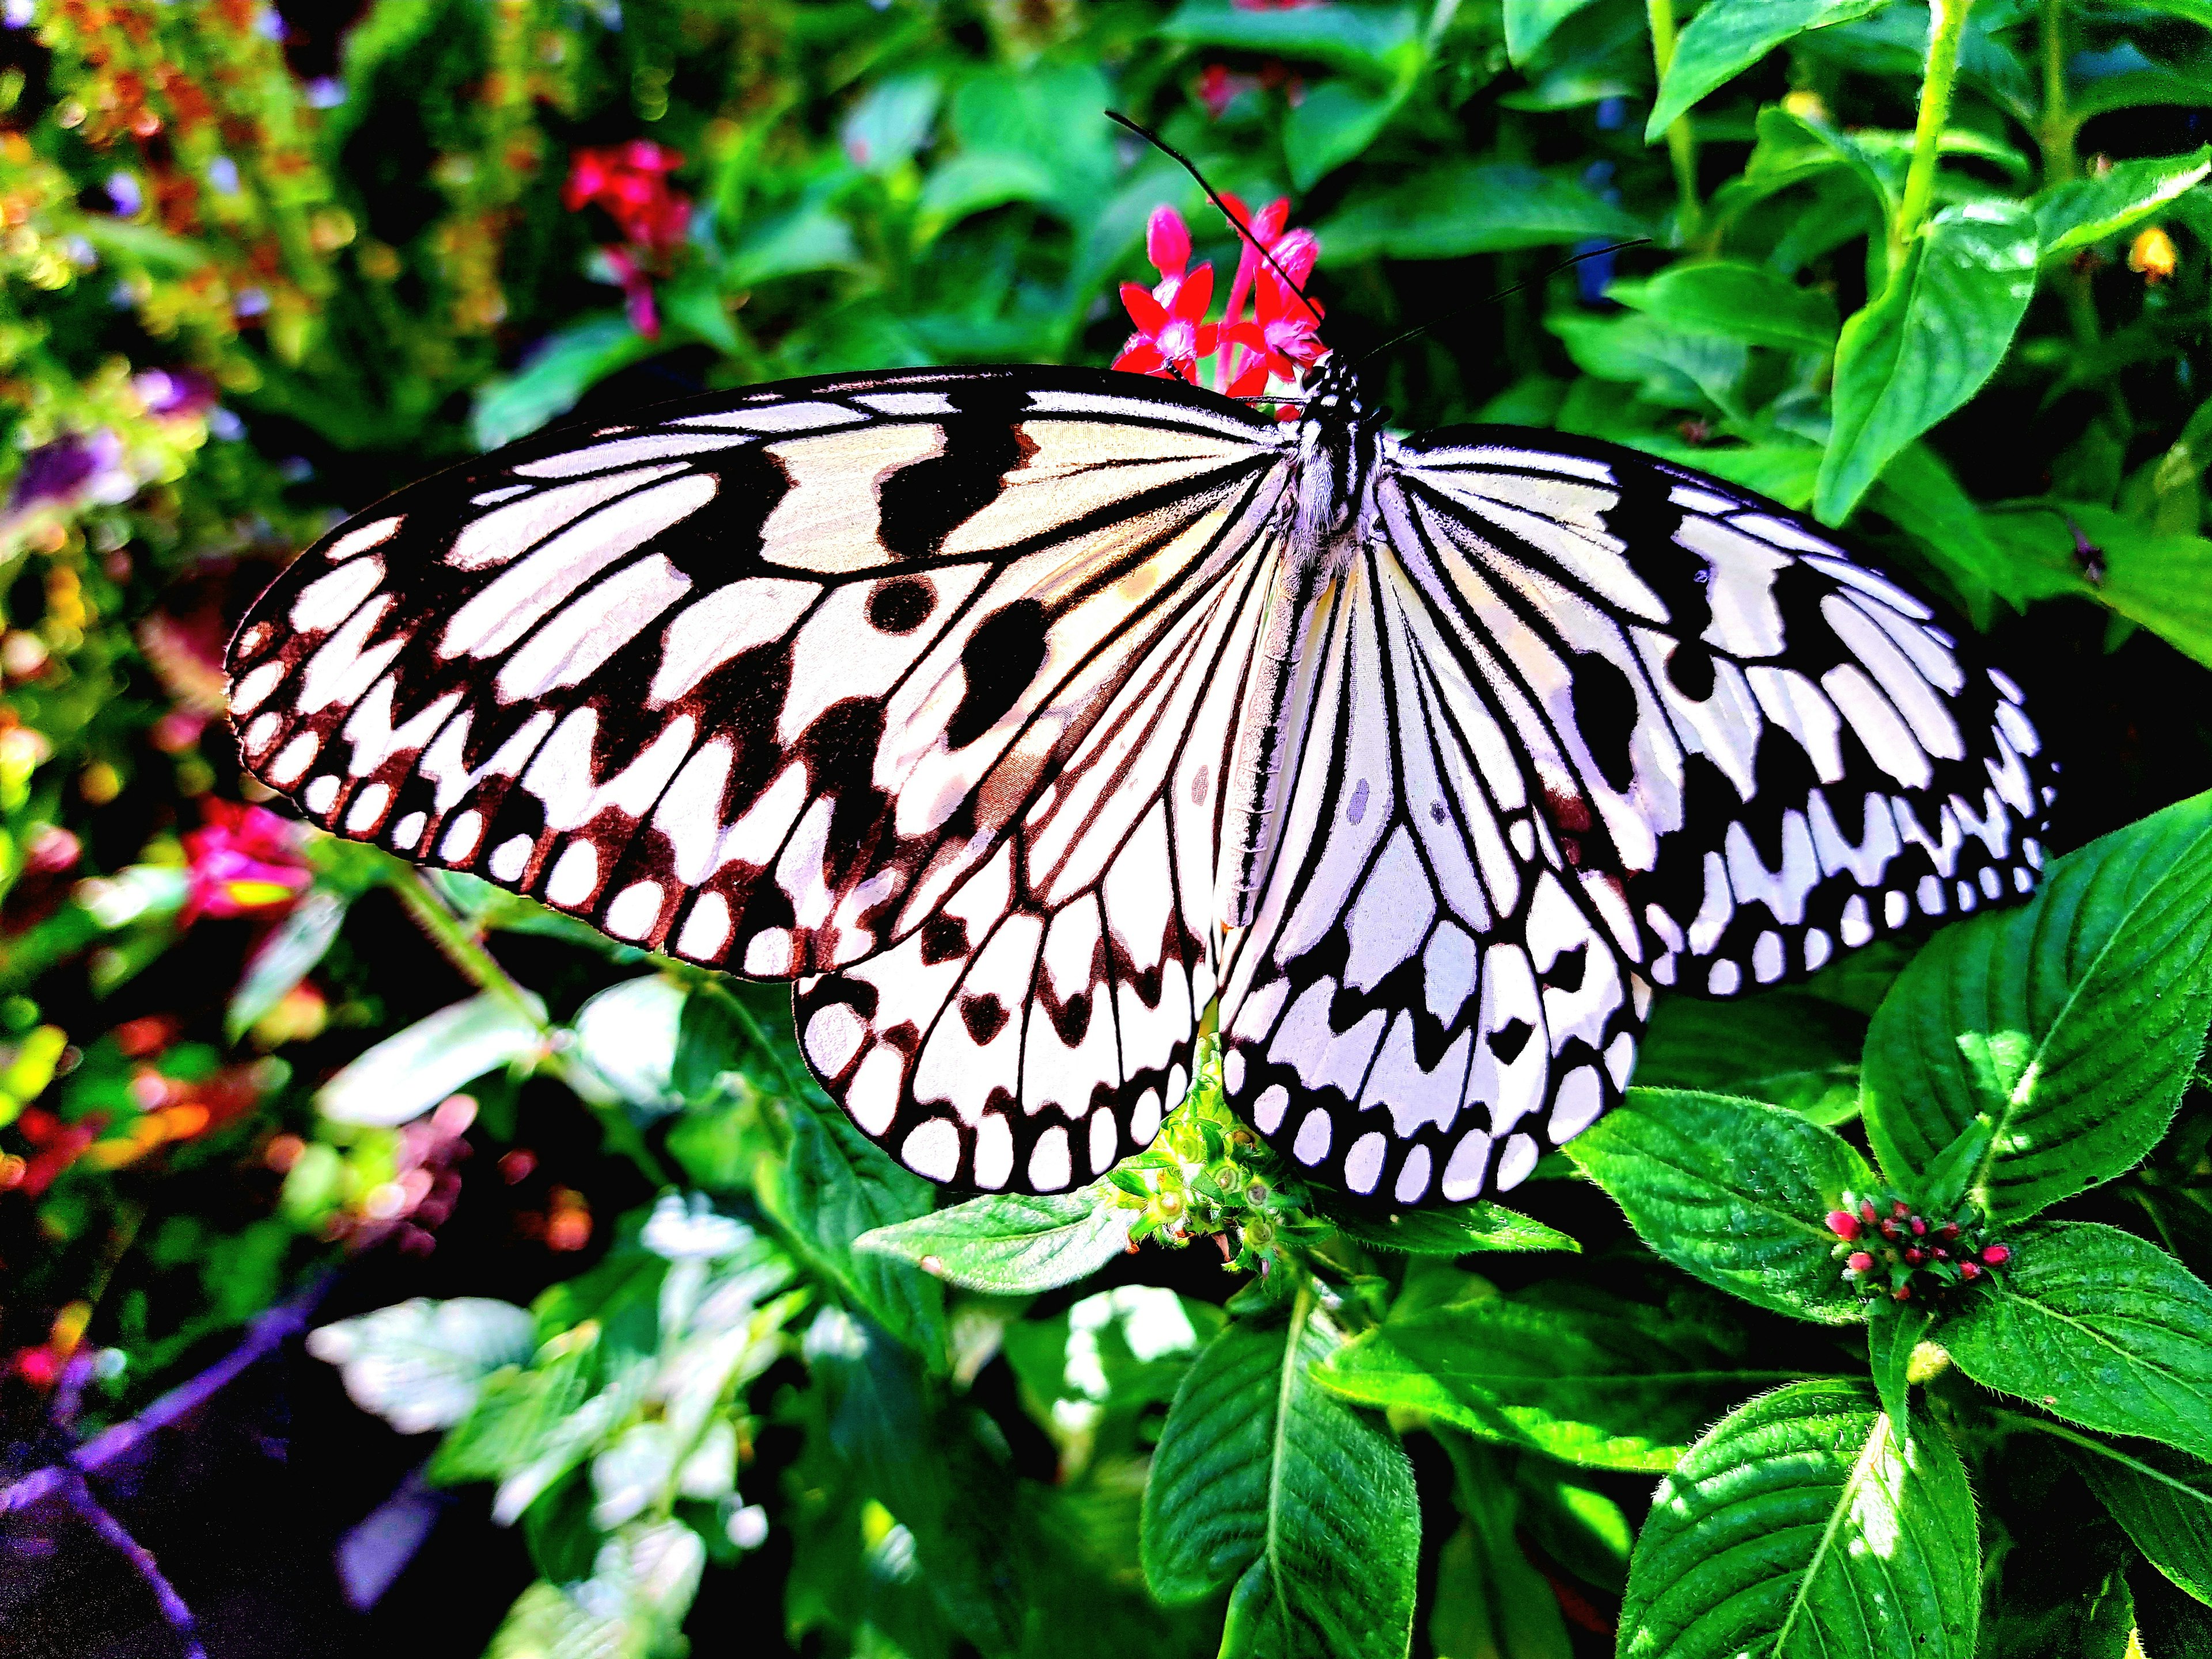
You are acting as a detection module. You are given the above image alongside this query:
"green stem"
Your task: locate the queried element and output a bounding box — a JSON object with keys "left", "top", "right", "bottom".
{"left": 388, "top": 870, "right": 673, "bottom": 1186}
{"left": 2038, "top": 0, "right": 2077, "bottom": 187}
{"left": 1646, "top": 0, "right": 1703, "bottom": 243}
{"left": 1888, "top": 0, "right": 1975, "bottom": 275}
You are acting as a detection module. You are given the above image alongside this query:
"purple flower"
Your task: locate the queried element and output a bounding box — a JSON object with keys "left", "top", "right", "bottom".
{"left": 8, "top": 431, "right": 122, "bottom": 510}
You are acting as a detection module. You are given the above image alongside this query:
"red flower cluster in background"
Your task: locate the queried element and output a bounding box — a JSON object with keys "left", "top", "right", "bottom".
{"left": 180, "top": 799, "right": 310, "bottom": 926}
{"left": 564, "top": 141, "right": 692, "bottom": 339}
{"left": 1114, "top": 197, "right": 1327, "bottom": 409}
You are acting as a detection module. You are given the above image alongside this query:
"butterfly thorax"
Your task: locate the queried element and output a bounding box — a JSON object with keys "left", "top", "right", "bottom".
{"left": 1216, "top": 360, "right": 1381, "bottom": 930}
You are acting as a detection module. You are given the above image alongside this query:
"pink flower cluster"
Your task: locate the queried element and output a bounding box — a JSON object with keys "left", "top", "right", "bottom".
{"left": 180, "top": 799, "right": 310, "bottom": 926}
{"left": 1827, "top": 1194, "right": 2010, "bottom": 1303}
{"left": 564, "top": 141, "right": 692, "bottom": 340}
{"left": 1114, "top": 196, "right": 1328, "bottom": 409}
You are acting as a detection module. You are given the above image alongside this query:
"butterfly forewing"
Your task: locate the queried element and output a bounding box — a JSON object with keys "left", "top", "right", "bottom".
{"left": 228, "top": 368, "right": 1289, "bottom": 984}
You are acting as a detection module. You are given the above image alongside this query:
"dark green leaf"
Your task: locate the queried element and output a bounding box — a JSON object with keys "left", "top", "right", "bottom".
{"left": 1284, "top": 79, "right": 1408, "bottom": 191}
{"left": 1647, "top": 0, "right": 1893, "bottom": 141}
{"left": 1945, "top": 1222, "right": 2212, "bottom": 1465}
{"left": 1634, "top": 990, "right": 1865, "bottom": 1124}
{"left": 2032, "top": 147, "right": 2212, "bottom": 257}
{"left": 854, "top": 1185, "right": 1134, "bottom": 1293}
{"left": 1817, "top": 201, "right": 2038, "bottom": 522}
{"left": 1316, "top": 1281, "right": 1807, "bottom": 1472}
{"left": 1430, "top": 1439, "right": 1574, "bottom": 1659}
{"left": 470, "top": 314, "right": 654, "bottom": 450}
{"left": 1861, "top": 789, "right": 2212, "bottom": 1222}
{"left": 1620, "top": 1380, "right": 1979, "bottom": 1659}
{"left": 1983, "top": 505, "right": 2212, "bottom": 671}
{"left": 1331, "top": 1200, "right": 1578, "bottom": 1256}
{"left": 761, "top": 1097, "right": 948, "bottom": 1369}
{"left": 1315, "top": 162, "right": 1644, "bottom": 262}
{"left": 1503, "top": 0, "right": 1607, "bottom": 63}
{"left": 1565, "top": 1089, "right": 1872, "bottom": 1323}
{"left": 1157, "top": 1, "right": 1419, "bottom": 78}
{"left": 2066, "top": 1433, "right": 2212, "bottom": 1606}
{"left": 1866, "top": 1301, "right": 1934, "bottom": 1440}
{"left": 1141, "top": 1298, "right": 1418, "bottom": 1659}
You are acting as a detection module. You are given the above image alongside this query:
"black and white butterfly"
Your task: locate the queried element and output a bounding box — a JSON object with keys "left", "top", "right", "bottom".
{"left": 225, "top": 358, "right": 2052, "bottom": 1207}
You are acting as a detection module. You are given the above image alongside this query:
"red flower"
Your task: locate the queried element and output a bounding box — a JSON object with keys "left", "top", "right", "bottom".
{"left": 565, "top": 141, "right": 691, "bottom": 256}
{"left": 180, "top": 799, "right": 310, "bottom": 926}
{"left": 1979, "top": 1243, "right": 2011, "bottom": 1266}
{"left": 1144, "top": 205, "right": 1193, "bottom": 308}
{"left": 1115, "top": 262, "right": 1220, "bottom": 382}
{"left": 1825, "top": 1210, "right": 1861, "bottom": 1241}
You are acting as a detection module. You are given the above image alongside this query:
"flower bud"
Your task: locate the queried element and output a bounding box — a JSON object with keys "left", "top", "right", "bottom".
{"left": 1825, "top": 1210, "right": 1861, "bottom": 1240}
{"left": 1893, "top": 1200, "right": 1911, "bottom": 1218}
{"left": 1892, "top": 1284, "right": 1912, "bottom": 1301}
{"left": 1846, "top": 1252, "right": 1873, "bottom": 1274}
{"left": 1904, "top": 1247, "right": 1925, "bottom": 1265}
{"left": 1960, "top": 1260, "right": 1983, "bottom": 1281}
{"left": 1979, "top": 1243, "right": 2010, "bottom": 1266}
{"left": 1859, "top": 1199, "right": 1878, "bottom": 1224}
{"left": 1909, "top": 1217, "right": 1927, "bottom": 1236}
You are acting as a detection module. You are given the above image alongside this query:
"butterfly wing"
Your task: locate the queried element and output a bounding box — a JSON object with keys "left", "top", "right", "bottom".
{"left": 1391, "top": 428, "right": 2053, "bottom": 993}
{"left": 1214, "top": 425, "right": 2051, "bottom": 1207}
{"left": 793, "top": 536, "right": 1279, "bottom": 1190}
{"left": 227, "top": 368, "right": 1289, "bottom": 983}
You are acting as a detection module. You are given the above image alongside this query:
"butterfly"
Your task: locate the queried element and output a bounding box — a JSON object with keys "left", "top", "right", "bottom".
{"left": 225, "top": 357, "right": 2053, "bottom": 1208}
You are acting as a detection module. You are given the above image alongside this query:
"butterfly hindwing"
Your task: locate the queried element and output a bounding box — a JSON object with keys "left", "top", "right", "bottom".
{"left": 228, "top": 368, "right": 1287, "bottom": 983}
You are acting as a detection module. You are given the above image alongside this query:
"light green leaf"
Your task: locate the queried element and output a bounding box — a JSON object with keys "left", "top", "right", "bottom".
{"left": 1141, "top": 1298, "right": 1418, "bottom": 1658}
{"left": 1866, "top": 440, "right": 2017, "bottom": 615}
{"left": 1431, "top": 1440, "right": 1574, "bottom": 1659}
{"left": 1620, "top": 1380, "right": 1978, "bottom": 1659}
{"left": 1619, "top": 436, "right": 1825, "bottom": 508}
{"left": 306, "top": 1297, "right": 536, "bottom": 1435}
{"left": 1743, "top": 106, "right": 1896, "bottom": 219}
{"left": 1566, "top": 1089, "right": 1872, "bottom": 1324}
{"left": 226, "top": 888, "right": 349, "bottom": 1043}
{"left": 1634, "top": 990, "right": 1865, "bottom": 1124}
{"left": 1647, "top": 0, "right": 1894, "bottom": 141}
{"left": 1285, "top": 79, "right": 1408, "bottom": 191}
{"left": 1504, "top": 0, "right": 1607, "bottom": 62}
{"left": 1945, "top": 1221, "right": 2212, "bottom": 1465}
{"left": 1316, "top": 1282, "right": 1805, "bottom": 1472}
{"left": 1984, "top": 503, "right": 2212, "bottom": 671}
{"left": 570, "top": 975, "right": 687, "bottom": 1114}
{"left": 1861, "top": 790, "right": 2212, "bottom": 1222}
{"left": 1816, "top": 200, "right": 2038, "bottom": 523}
{"left": 1550, "top": 312, "right": 1749, "bottom": 416}
{"left": 2032, "top": 147, "right": 2212, "bottom": 257}
{"left": 2067, "top": 1434, "right": 2212, "bottom": 1606}
{"left": 1316, "top": 162, "right": 1645, "bottom": 262}
{"left": 316, "top": 990, "right": 545, "bottom": 1127}
{"left": 1611, "top": 259, "right": 1840, "bottom": 351}
{"left": 470, "top": 314, "right": 654, "bottom": 451}
{"left": 1867, "top": 1302, "right": 1935, "bottom": 1441}
{"left": 1330, "top": 1200, "right": 1579, "bottom": 1256}
{"left": 723, "top": 203, "right": 861, "bottom": 288}
{"left": 855, "top": 1185, "right": 1134, "bottom": 1294}
{"left": 1157, "top": 0, "right": 1420, "bottom": 78}
{"left": 914, "top": 150, "right": 1055, "bottom": 241}
{"left": 839, "top": 71, "right": 941, "bottom": 174}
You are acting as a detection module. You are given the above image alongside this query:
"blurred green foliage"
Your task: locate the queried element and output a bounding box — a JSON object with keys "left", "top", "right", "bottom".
{"left": 4, "top": 0, "right": 2212, "bottom": 1654}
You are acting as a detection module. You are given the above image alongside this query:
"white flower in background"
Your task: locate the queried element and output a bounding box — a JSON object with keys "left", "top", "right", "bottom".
{"left": 642, "top": 1191, "right": 751, "bottom": 1261}
{"left": 307, "top": 1297, "right": 535, "bottom": 1435}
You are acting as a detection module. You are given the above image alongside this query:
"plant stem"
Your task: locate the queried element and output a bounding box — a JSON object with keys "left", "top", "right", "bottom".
{"left": 1645, "top": 0, "right": 1703, "bottom": 243}
{"left": 2038, "top": 0, "right": 2076, "bottom": 186}
{"left": 1889, "top": 0, "right": 1976, "bottom": 274}
{"left": 388, "top": 870, "right": 673, "bottom": 1187}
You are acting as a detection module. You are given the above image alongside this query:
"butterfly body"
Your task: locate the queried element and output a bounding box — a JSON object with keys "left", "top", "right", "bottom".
{"left": 227, "top": 363, "right": 2052, "bottom": 1209}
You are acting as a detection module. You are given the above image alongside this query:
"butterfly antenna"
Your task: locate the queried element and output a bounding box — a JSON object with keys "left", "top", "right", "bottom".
{"left": 1351, "top": 239, "right": 1651, "bottom": 368}
{"left": 1105, "top": 110, "right": 1325, "bottom": 329}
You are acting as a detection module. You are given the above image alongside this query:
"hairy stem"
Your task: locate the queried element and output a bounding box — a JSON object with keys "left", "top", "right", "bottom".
{"left": 1889, "top": 0, "right": 1975, "bottom": 274}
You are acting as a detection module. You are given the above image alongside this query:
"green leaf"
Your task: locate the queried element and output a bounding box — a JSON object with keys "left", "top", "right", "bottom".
{"left": 2032, "top": 147, "right": 2212, "bottom": 257}
{"left": 226, "top": 888, "right": 349, "bottom": 1043}
{"left": 569, "top": 975, "right": 687, "bottom": 1113}
{"left": 1861, "top": 790, "right": 2212, "bottom": 1222}
{"left": 1431, "top": 1440, "right": 1574, "bottom": 1659}
{"left": 2065, "top": 1433, "right": 2212, "bottom": 1606}
{"left": 722, "top": 204, "right": 861, "bottom": 287}
{"left": 839, "top": 71, "right": 941, "bottom": 174}
{"left": 315, "top": 991, "right": 546, "bottom": 1127}
{"left": 1743, "top": 106, "right": 1897, "bottom": 219}
{"left": 1620, "top": 1380, "right": 1978, "bottom": 1659}
{"left": 1550, "top": 312, "right": 1749, "bottom": 416}
{"left": 914, "top": 150, "right": 1055, "bottom": 241}
{"left": 1316, "top": 1282, "right": 1806, "bottom": 1472}
{"left": 470, "top": 314, "right": 655, "bottom": 451}
{"left": 1141, "top": 1297, "right": 1418, "bottom": 1659}
{"left": 1816, "top": 200, "right": 2038, "bottom": 523}
{"left": 1635, "top": 990, "right": 1865, "bottom": 1124}
{"left": 1867, "top": 1301, "right": 1935, "bottom": 1441}
{"left": 1330, "top": 1200, "right": 1579, "bottom": 1256}
{"left": 1315, "top": 162, "right": 1644, "bottom": 263}
{"left": 760, "top": 1097, "right": 949, "bottom": 1369}
{"left": 1984, "top": 505, "right": 2212, "bottom": 671}
{"left": 1611, "top": 259, "right": 1840, "bottom": 351}
{"left": 1866, "top": 441, "right": 2018, "bottom": 616}
{"left": 1647, "top": 0, "right": 1894, "bottom": 141}
{"left": 854, "top": 1185, "right": 1134, "bottom": 1294}
{"left": 1284, "top": 79, "right": 1408, "bottom": 191}
{"left": 1945, "top": 1222, "right": 2212, "bottom": 1465}
{"left": 1157, "top": 0, "right": 1419, "bottom": 78}
{"left": 1503, "top": 0, "right": 1607, "bottom": 63}
{"left": 1565, "top": 1089, "right": 1872, "bottom": 1324}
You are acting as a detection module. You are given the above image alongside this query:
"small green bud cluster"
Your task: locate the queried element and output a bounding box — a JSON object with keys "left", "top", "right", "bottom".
{"left": 1104, "top": 1032, "right": 1306, "bottom": 1272}
{"left": 1825, "top": 1190, "right": 2011, "bottom": 1309}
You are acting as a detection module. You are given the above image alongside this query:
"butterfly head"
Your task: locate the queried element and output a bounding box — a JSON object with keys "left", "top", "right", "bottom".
{"left": 1291, "top": 355, "right": 1377, "bottom": 541}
